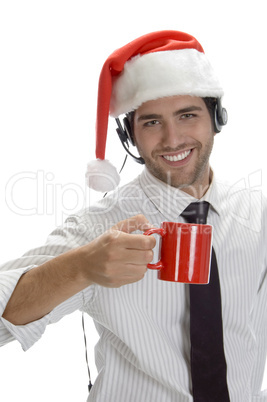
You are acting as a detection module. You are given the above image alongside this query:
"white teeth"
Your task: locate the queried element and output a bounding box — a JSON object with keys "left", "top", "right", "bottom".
{"left": 163, "top": 150, "right": 191, "bottom": 162}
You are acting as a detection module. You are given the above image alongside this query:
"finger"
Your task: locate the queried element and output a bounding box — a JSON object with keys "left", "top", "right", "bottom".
{"left": 128, "top": 234, "right": 156, "bottom": 250}
{"left": 105, "top": 265, "right": 148, "bottom": 287}
{"left": 112, "top": 214, "right": 154, "bottom": 234}
{"left": 114, "top": 232, "right": 156, "bottom": 250}
{"left": 119, "top": 248, "right": 154, "bottom": 265}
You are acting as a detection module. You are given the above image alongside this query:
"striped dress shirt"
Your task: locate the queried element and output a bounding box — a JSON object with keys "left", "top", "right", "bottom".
{"left": 1, "top": 167, "right": 267, "bottom": 401}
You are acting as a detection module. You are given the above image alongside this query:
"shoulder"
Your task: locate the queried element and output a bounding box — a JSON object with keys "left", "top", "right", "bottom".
{"left": 214, "top": 177, "right": 267, "bottom": 233}
{"left": 215, "top": 178, "right": 267, "bottom": 208}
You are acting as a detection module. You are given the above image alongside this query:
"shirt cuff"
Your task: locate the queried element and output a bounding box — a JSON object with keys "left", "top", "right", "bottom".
{"left": 0, "top": 266, "right": 34, "bottom": 316}
{"left": 0, "top": 279, "right": 94, "bottom": 351}
{"left": 0, "top": 265, "right": 37, "bottom": 349}
{"left": 1, "top": 313, "right": 52, "bottom": 351}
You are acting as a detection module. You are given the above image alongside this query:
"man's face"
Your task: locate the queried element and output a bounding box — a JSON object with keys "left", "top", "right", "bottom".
{"left": 133, "top": 95, "right": 215, "bottom": 197}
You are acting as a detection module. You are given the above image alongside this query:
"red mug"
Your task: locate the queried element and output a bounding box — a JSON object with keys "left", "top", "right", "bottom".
{"left": 144, "top": 222, "right": 213, "bottom": 284}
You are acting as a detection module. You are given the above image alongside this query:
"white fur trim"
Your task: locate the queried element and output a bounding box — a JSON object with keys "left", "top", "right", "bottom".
{"left": 86, "top": 159, "right": 120, "bottom": 192}
{"left": 110, "top": 49, "right": 224, "bottom": 117}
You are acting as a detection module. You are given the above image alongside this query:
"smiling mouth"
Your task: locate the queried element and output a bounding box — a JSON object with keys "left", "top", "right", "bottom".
{"left": 162, "top": 149, "right": 192, "bottom": 162}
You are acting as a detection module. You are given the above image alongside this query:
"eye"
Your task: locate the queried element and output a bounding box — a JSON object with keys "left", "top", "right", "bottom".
{"left": 180, "top": 113, "right": 195, "bottom": 119}
{"left": 144, "top": 120, "right": 160, "bottom": 127}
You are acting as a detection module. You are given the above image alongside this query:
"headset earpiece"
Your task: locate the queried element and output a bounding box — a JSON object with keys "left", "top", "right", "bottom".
{"left": 115, "top": 117, "right": 134, "bottom": 145}
{"left": 214, "top": 98, "right": 228, "bottom": 133}
{"left": 115, "top": 117, "right": 145, "bottom": 165}
{"left": 123, "top": 117, "right": 135, "bottom": 146}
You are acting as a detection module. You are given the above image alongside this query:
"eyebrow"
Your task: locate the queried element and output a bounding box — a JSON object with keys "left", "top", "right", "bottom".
{"left": 174, "top": 106, "right": 203, "bottom": 116}
{"left": 137, "top": 106, "right": 203, "bottom": 122}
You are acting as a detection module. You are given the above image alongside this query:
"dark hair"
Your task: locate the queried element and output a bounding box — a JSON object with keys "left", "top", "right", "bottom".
{"left": 126, "top": 97, "right": 217, "bottom": 134}
{"left": 203, "top": 97, "right": 217, "bottom": 131}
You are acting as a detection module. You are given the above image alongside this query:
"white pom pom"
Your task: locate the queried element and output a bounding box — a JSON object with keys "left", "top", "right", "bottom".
{"left": 85, "top": 159, "right": 120, "bottom": 192}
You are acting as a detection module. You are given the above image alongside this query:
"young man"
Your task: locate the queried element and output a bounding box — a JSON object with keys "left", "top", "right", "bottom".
{"left": 1, "top": 30, "right": 267, "bottom": 401}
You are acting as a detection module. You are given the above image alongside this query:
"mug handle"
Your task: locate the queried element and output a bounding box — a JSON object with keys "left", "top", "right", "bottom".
{"left": 143, "top": 227, "right": 166, "bottom": 270}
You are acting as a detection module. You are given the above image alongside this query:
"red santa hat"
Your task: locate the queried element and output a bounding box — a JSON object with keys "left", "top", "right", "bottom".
{"left": 86, "top": 30, "right": 224, "bottom": 192}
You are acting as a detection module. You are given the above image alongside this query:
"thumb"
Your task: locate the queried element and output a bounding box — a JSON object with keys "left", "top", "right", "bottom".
{"left": 111, "top": 214, "right": 154, "bottom": 234}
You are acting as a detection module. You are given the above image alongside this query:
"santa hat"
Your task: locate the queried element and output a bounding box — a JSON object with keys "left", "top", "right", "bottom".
{"left": 86, "top": 30, "right": 224, "bottom": 192}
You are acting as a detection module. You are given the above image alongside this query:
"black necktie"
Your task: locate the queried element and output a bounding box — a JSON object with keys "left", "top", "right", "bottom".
{"left": 181, "top": 202, "right": 230, "bottom": 401}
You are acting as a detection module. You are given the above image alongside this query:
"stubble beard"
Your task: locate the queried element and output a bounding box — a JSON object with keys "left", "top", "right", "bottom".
{"left": 137, "top": 136, "right": 214, "bottom": 193}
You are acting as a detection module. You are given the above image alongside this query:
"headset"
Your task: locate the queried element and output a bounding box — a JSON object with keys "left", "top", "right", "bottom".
{"left": 115, "top": 117, "right": 145, "bottom": 164}
{"left": 115, "top": 98, "right": 228, "bottom": 162}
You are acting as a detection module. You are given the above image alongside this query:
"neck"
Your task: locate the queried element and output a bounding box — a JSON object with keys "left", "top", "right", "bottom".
{"left": 179, "top": 168, "right": 212, "bottom": 199}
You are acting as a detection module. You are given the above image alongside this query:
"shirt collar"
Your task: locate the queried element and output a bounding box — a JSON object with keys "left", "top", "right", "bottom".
{"left": 201, "top": 174, "right": 222, "bottom": 216}
{"left": 139, "top": 167, "right": 221, "bottom": 220}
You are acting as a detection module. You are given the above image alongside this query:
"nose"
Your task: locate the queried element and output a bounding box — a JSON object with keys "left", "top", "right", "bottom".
{"left": 162, "top": 121, "right": 185, "bottom": 148}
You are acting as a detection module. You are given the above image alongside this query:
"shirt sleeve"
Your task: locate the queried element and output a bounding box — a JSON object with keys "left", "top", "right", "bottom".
{"left": 0, "top": 264, "right": 34, "bottom": 347}
{"left": 0, "top": 283, "right": 93, "bottom": 351}
{"left": 0, "top": 215, "right": 96, "bottom": 351}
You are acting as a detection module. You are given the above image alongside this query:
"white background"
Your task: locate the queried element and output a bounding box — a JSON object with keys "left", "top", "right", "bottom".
{"left": 0, "top": 1, "right": 266, "bottom": 401}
